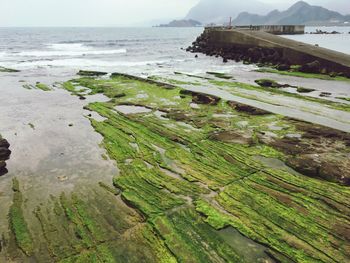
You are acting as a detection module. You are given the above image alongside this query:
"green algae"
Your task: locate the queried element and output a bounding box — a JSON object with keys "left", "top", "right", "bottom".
{"left": 98, "top": 182, "right": 120, "bottom": 195}
{"left": 35, "top": 83, "right": 52, "bottom": 91}
{"left": 256, "top": 68, "right": 350, "bottom": 82}
{"left": 9, "top": 178, "right": 34, "bottom": 256}
{"left": 148, "top": 76, "right": 201, "bottom": 86}
{"left": 206, "top": 72, "right": 233, "bottom": 79}
{"left": 0, "top": 66, "right": 20, "bottom": 73}
{"left": 77, "top": 70, "right": 108, "bottom": 77}
{"left": 28, "top": 123, "right": 35, "bottom": 130}
{"left": 31, "top": 188, "right": 169, "bottom": 262}
{"left": 337, "top": 97, "right": 350, "bottom": 102}
{"left": 15, "top": 72, "right": 349, "bottom": 262}
{"left": 210, "top": 79, "right": 350, "bottom": 112}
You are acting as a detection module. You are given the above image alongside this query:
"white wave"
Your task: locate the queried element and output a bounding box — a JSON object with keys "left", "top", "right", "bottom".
{"left": 12, "top": 58, "right": 168, "bottom": 68}
{"left": 1, "top": 43, "right": 126, "bottom": 58}
{"left": 48, "top": 43, "right": 90, "bottom": 51}
{"left": 10, "top": 49, "right": 126, "bottom": 57}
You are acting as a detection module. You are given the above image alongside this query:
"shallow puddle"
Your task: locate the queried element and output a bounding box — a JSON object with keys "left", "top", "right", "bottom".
{"left": 218, "top": 227, "right": 276, "bottom": 263}
{"left": 254, "top": 156, "right": 299, "bottom": 175}
{"left": 115, "top": 105, "right": 152, "bottom": 114}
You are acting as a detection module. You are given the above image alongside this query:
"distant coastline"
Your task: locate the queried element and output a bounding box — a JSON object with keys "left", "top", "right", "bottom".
{"left": 155, "top": 19, "right": 202, "bottom": 28}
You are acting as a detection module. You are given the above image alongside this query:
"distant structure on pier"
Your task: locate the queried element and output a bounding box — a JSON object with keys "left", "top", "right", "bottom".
{"left": 207, "top": 24, "right": 305, "bottom": 35}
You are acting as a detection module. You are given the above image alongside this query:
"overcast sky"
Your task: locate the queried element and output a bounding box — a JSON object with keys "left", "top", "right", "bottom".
{"left": 0, "top": 0, "right": 348, "bottom": 27}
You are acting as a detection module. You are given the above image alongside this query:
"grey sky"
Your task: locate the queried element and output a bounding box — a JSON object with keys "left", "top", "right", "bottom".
{"left": 0, "top": 0, "right": 349, "bottom": 27}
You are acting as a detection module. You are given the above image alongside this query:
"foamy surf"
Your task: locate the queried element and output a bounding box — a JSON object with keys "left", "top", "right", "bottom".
{"left": 6, "top": 58, "right": 170, "bottom": 69}
{"left": 1, "top": 43, "right": 127, "bottom": 58}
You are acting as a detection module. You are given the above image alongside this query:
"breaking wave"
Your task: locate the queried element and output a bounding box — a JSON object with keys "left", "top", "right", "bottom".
{"left": 1, "top": 43, "right": 127, "bottom": 58}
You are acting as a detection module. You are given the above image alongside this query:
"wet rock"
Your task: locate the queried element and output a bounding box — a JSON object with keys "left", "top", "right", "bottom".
{"left": 112, "top": 72, "right": 176, "bottom": 90}
{"left": 209, "top": 131, "right": 254, "bottom": 145}
{"left": 0, "top": 166, "right": 8, "bottom": 177}
{"left": 286, "top": 153, "right": 350, "bottom": 186}
{"left": 180, "top": 90, "right": 221, "bottom": 105}
{"left": 0, "top": 66, "right": 20, "bottom": 73}
{"left": 320, "top": 92, "right": 332, "bottom": 97}
{"left": 295, "top": 121, "right": 350, "bottom": 145}
{"left": 79, "top": 96, "right": 86, "bottom": 100}
{"left": 255, "top": 79, "right": 282, "bottom": 88}
{"left": 113, "top": 93, "right": 126, "bottom": 98}
{"left": 268, "top": 137, "right": 312, "bottom": 155}
{"left": 0, "top": 148, "right": 11, "bottom": 160}
{"left": 296, "top": 87, "right": 315, "bottom": 93}
{"left": 329, "top": 72, "right": 338, "bottom": 78}
{"left": 300, "top": 60, "right": 321, "bottom": 74}
{"left": 77, "top": 70, "right": 108, "bottom": 77}
{"left": 0, "top": 138, "right": 10, "bottom": 176}
{"left": 228, "top": 101, "right": 270, "bottom": 115}
{"left": 276, "top": 64, "right": 290, "bottom": 71}
{"left": 0, "top": 139, "right": 10, "bottom": 148}
{"left": 166, "top": 111, "right": 189, "bottom": 121}
{"left": 263, "top": 119, "right": 350, "bottom": 185}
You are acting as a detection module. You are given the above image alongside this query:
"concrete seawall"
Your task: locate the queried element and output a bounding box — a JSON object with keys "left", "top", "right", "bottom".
{"left": 236, "top": 25, "right": 305, "bottom": 35}
{"left": 189, "top": 28, "right": 350, "bottom": 77}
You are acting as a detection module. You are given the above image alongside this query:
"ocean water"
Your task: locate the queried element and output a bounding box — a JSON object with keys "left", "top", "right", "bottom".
{"left": 0, "top": 27, "right": 207, "bottom": 75}
{"left": 283, "top": 26, "right": 350, "bottom": 54}
{"left": 1, "top": 26, "right": 349, "bottom": 75}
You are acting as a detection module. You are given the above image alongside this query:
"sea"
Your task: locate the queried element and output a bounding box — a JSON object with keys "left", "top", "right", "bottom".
{"left": 1, "top": 26, "right": 349, "bottom": 76}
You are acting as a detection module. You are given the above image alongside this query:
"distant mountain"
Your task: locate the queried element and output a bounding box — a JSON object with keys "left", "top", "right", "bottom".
{"left": 233, "top": 1, "right": 350, "bottom": 26}
{"left": 158, "top": 19, "right": 201, "bottom": 27}
{"left": 185, "top": 0, "right": 270, "bottom": 24}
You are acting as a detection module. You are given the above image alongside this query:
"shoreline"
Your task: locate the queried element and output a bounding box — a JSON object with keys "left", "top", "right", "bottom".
{"left": 0, "top": 26, "right": 350, "bottom": 262}
{"left": 0, "top": 67, "right": 349, "bottom": 262}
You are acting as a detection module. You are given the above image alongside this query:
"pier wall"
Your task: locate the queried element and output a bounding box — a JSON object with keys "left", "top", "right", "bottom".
{"left": 236, "top": 25, "right": 305, "bottom": 35}
{"left": 198, "top": 28, "right": 350, "bottom": 76}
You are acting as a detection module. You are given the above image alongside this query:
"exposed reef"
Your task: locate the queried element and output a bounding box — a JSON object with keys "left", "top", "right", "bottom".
{"left": 50, "top": 73, "right": 350, "bottom": 262}
{"left": 3, "top": 71, "right": 349, "bottom": 262}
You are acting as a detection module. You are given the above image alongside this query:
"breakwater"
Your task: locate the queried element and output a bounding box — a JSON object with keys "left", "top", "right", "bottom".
{"left": 188, "top": 27, "right": 350, "bottom": 77}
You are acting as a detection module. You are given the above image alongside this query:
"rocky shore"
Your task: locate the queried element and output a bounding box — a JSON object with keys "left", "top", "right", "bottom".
{"left": 2, "top": 69, "right": 350, "bottom": 262}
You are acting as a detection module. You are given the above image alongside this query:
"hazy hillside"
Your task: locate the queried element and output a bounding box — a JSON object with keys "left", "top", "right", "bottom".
{"left": 185, "top": 0, "right": 270, "bottom": 24}
{"left": 158, "top": 19, "right": 202, "bottom": 27}
{"left": 233, "top": 1, "right": 350, "bottom": 25}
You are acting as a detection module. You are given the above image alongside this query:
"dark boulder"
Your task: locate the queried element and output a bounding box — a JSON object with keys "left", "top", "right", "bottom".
{"left": 255, "top": 79, "right": 281, "bottom": 88}
{"left": 300, "top": 60, "right": 321, "bottom": 74}
{"left": 276, "top": 64, "right": 290, "bottom": 71}
{"left": 228, "top": 101, "right": 270, "bottom": 115}
{"left": 0, "top": 139, "right": 10, "bottom": 148}
{"left": 180, "top": 90, "right": 221, "bottom": 105}
{"left": 286, "top": 154, "right": 350, "bottom": 186}
{"left": 320, "top": 92, "right": 331, "bottom": 97}
{"left": 77, "top": 70, "right": 108, "bottom": 77}
{"left": 0, "top": 148, "right": 11, "bottom": 160}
